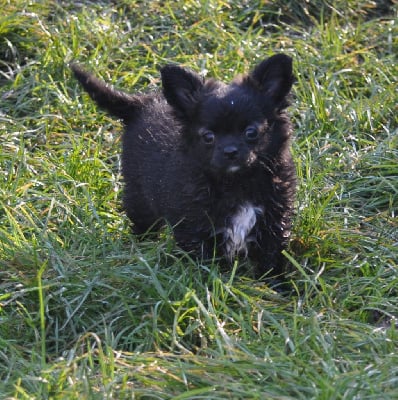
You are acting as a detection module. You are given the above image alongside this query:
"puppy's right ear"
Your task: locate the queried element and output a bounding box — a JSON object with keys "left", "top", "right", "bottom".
{"left": 161, "top": 65, "right": 204, "bottom": 118}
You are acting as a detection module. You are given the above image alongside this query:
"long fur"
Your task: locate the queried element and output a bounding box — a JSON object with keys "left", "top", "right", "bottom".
{"left": 71, "top": 54, "right": 296, "bottom": 277}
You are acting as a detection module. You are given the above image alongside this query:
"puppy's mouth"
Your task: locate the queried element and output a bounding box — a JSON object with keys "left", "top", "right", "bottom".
{"left": 226, "top": 165, "right": 241, "bottom": 173}
{"left": 209, "top": 162, "right": 243, "bottom": 177}
{"left": 225, "top": 152, "right": 257, "bottom": 174}
{"left": 210, "top": 151, "right": 257, "bottom": 176}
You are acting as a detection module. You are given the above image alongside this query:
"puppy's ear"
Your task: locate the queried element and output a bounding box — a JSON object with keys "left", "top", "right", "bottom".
{"left": 161, "top": 65, "right": 204, "bottom": 118}
{"left": 249, "top": 54, "right": 294, "bottom": 106}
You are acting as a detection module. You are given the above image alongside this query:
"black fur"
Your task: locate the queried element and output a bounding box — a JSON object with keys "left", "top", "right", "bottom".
{"left": 71, "top": 54, "right": 296, "bottom": 277}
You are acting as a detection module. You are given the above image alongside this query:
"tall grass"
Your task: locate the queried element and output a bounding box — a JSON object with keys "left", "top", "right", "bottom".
{"left": 1, "top": 0, "right": 397, "bottom": 398}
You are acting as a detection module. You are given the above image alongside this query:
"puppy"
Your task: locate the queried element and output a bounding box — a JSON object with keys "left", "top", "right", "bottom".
{"left": 71, "top": 54, "right": 296, "bottom": 277}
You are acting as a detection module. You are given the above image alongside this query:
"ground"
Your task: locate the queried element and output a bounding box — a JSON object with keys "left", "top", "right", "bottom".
{"left": 0, "top": 0, "right": 397, "bottom": 398}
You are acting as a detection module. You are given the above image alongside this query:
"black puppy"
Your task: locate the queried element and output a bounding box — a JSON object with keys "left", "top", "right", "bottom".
{"left": 71, "top": 54, "right": 296, "bottom": 277}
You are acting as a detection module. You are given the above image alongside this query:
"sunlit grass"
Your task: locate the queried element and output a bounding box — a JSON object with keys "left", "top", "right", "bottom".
{"left": 1, "top": 0, "right": 397, "bottom": 398}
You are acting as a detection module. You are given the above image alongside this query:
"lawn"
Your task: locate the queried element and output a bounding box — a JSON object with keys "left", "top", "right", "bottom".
{"left": 0, "top": 0, "right": 397, "bottom": 398}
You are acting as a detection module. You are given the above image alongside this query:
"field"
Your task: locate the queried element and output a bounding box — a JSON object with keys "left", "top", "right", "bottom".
{"left": 1, "top": 0, "right": 397, "bottom": 398}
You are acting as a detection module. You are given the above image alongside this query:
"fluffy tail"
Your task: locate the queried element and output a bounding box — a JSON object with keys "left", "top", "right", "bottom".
{"left": 71, "top": 63, "right": 141, "bottom": 121}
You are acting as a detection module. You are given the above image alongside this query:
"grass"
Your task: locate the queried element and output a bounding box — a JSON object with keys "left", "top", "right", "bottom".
{"left": 0, "top": 0, "right": 397, "bottom": 398}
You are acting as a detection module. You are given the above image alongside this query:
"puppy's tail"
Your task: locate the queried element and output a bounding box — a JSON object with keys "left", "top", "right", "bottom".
{"left": 71, "top": 63, "right": 141, "bottom": 121}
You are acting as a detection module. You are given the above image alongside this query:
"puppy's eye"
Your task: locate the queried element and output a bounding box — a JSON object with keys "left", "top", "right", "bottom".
{"left": 244, "top": 126, "right": 259, "bottom": 142}
{"left": 201, "top": 131, "right": 215, "bottom": 145}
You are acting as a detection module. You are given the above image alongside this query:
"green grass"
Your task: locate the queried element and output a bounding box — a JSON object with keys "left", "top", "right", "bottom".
{"left": 1, "top": 0, "right": 397, "bottom": 398}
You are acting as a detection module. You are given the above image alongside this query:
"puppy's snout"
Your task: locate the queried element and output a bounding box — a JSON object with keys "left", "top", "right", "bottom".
{"left": 223, "top": 145, "right": 238, "bottom": 160}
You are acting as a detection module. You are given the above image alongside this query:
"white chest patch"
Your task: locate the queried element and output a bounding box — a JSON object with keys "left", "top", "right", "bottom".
{"left": 224, "top": 203, "right": 264, "bottom": 261}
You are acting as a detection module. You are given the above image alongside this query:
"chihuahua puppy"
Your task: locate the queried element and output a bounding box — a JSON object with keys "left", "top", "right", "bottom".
{"left": 71, "top": 54, "right": 296, "bottom": 277}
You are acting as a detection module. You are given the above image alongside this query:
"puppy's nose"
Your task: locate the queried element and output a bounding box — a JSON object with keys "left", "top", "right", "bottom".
{"left": 224, "top": 145, "right": 238, "bottom": 160}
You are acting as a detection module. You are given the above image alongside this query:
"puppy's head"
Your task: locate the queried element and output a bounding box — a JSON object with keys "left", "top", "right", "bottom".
{"left": 161, "top": 54, "right": 294, "bottom": 177}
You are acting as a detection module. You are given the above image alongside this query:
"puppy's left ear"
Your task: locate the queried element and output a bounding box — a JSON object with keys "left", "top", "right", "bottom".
{"left": 249, "top": 54, "right": 294, "bottom": 106}
{"left": 161, "top": 65, "right": 204, "bottom": 118}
